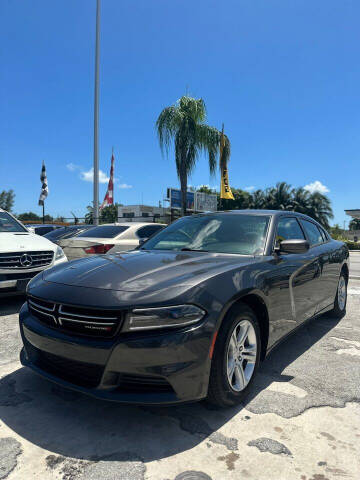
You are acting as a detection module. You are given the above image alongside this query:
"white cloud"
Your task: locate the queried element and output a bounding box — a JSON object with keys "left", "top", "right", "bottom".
{"left": 66, "top": 163, "right": 80, "bottom": 172}
{"left": 304, "top": 180, "right": 330, "bottom": 194}
{"left": 244, "top": 186, "right": 255, "bottom": 192}
{"left": 118, "top": 183, "right": 133, "bottom": 189}
{"left": 80, "top": 167, "right": 109, "bottom": 184}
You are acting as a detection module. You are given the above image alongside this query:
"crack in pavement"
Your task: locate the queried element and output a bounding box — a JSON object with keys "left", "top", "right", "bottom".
{"left": 141, "top": 407, "right": 238, "bottom": 451}
{"left": 247, "top": 437, "right": 292, "bottom": 456}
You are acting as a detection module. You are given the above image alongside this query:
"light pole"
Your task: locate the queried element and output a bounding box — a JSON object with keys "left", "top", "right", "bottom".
{"left": 93, "top": 0, "right": 100, "bottom": 225}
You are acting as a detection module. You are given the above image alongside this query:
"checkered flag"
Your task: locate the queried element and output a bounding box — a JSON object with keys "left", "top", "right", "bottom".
{"left": 38, "top": 161, "right": 49, "bottom": 206}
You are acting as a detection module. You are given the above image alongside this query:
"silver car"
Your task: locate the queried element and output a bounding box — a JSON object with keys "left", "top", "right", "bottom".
{"left": 61, "top": 222, "right": 166, "bottom": 260}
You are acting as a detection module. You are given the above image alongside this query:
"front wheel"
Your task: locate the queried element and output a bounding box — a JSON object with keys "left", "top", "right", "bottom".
{"left": 330, "top": 273, "right": 347, "bottom": 318}
{"left": 207, "top": 304, "right": 261, "bottom": 407}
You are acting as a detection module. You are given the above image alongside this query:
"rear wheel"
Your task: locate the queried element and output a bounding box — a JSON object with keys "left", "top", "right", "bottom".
{"left": 330, "top": 272, "right": 347, "bottom": 318}
{"left": 207, "top": 304, "right": 261, "bottom": 407}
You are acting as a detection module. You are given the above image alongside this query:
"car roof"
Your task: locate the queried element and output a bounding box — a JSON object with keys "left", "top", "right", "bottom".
{"left": 28, "top": 223, "right": 59, "bottom": 227}
{"left": 96, "top": 222, "right": 166, "bottom": 227}
{"left": 193, "top": 209, "right": 324, "bottom": 224}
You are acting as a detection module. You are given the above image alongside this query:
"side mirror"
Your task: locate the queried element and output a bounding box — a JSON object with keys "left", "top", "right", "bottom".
{"left": 138, "top": 238, "right": 148, "bottom": 246}
{"left": 278, "top": 239, "right": 310, "bottom": 254}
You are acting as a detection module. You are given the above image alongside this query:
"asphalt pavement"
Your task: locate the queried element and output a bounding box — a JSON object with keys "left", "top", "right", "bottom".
{"left": 0, "top": 282, "right": 359, "bottom": 480}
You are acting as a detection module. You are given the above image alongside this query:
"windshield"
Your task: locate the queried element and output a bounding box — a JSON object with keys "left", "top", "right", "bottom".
{"left": 76, "top": 225, "right": 129, "bottom": 238}
{"left": 143, "top": 214, "right": 270, "bottom": 255}
{"left": 0, "top": 212, "right": 27, "bottom": 233}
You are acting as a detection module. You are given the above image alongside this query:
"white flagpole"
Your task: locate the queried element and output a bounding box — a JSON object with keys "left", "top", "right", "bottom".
{"left": 93, "top": 0, "right": 100, "bottom": 225}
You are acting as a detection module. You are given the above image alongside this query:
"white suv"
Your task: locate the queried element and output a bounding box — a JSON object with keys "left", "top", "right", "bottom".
{"left": 0, "top": 208, "right": 67, "bottom": 297}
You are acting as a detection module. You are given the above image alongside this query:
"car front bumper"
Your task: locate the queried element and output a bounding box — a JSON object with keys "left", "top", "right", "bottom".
{"left": 19, "top": 302, "right": 213, "bottom": 405}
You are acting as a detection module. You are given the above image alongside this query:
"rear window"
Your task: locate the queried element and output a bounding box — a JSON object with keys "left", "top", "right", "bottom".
{"left": 137, "top": 225, "right": 164, "bottom": 239}
{"left": 0, "top": 212, "right": 26, "bottom": 232}
{"left": 44, "top": 227, "right": 68, "bottom": 240}
{"left": 76, "top": 225, "right": 129, "bottom": 238}
{"left": 44, "top": 226, "right": 89, "bottom": 241}
{"left": 300, "top": 219, "right": 324, "bottom": 246}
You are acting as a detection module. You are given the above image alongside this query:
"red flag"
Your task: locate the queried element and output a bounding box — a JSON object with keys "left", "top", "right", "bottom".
{"left": 100, "top": 152, "right": 115, "bottom": 210}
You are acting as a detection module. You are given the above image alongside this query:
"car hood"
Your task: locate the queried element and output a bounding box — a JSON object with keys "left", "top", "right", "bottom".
{"left": 0, "top": 232, "right": 56, "bottom": 252}
{"left": 42, "top": 250, "right": 258, "bottom": 292}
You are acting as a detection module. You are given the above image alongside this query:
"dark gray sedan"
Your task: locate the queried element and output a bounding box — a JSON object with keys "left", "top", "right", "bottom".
{"left": 19, "top": 210, "right": 349, "bottom": 407}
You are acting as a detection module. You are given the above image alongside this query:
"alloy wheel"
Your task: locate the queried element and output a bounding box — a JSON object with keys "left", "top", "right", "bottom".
{"left": 226, "top": 319, "right": 257, "bottom": 392}
{"left": 337, "top": 275, "right": 347, "bottom": 311}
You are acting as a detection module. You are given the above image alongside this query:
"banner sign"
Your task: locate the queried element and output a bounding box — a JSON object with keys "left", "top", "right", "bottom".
{"left": 167, "top": 188, "right": 195, "bottom": 210}
{"left": 195, "top": 192, "right": 217, "bottom": 212}
{"left": 167, "top": 188, "right": 217, "bottom": 212}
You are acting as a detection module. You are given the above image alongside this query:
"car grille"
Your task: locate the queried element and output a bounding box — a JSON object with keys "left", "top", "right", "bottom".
{"left": 25, "top": 343, "right": 104, "bottom": 388}
{"left": 27, "top": 296, "right": 123, "bottom": 338}
{"left": 0, "top": 251, "right": 54, "bottom": 269}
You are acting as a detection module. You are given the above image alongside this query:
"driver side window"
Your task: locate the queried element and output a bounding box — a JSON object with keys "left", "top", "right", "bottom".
{"left": 276, "top": 217, "right": 305, "bottom": 247}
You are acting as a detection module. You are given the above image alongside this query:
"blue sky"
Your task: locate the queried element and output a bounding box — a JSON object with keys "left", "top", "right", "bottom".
{"left": 0, "top": 0, "right": 359, "bottom": 225}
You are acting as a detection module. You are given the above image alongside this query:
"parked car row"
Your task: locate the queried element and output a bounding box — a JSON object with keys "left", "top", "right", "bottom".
{"left": 0, "top": 209, "right": 165, "bottom": 296}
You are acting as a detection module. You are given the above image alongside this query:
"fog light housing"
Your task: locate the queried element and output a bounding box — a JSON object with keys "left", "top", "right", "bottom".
{"left": 124, "top": 305, "right": 206, "bottom": 331}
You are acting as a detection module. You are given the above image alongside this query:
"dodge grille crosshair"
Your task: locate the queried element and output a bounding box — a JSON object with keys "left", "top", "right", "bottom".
{"left": 27, "top": 296, "right": 122, "bottom": 338}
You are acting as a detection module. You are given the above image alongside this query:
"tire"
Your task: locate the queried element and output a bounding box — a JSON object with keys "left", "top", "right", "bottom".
{"left": 330, "top": 272, "right": 347, "bottom": 318}
{"left": 207, "top": 303, "right": 261, "bottom": 407}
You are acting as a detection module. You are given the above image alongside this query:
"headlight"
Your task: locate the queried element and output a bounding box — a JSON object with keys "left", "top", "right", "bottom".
{"left": 55, "top": 246, "right": 65, "bottom": 260}
{"left": 123, "top": 305, "right": 206, "bottom": 331}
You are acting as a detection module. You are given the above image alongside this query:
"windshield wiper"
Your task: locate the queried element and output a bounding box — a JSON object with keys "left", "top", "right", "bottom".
{"left": 180, "top": 247, "right": 209, "bottom": 252}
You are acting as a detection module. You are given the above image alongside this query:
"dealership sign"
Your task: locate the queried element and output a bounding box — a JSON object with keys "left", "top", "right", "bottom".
{"left": 167, "top": 188, "right": 217, "bottom": 212}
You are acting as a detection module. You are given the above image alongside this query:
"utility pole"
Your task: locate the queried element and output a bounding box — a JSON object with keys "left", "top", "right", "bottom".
{"left": 93, "top": 0, "right": 101, "bottom": 225}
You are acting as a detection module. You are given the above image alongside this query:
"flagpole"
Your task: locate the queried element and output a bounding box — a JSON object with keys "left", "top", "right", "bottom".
{"left": 93, "top": 0, "right": 101, "bottom": 225}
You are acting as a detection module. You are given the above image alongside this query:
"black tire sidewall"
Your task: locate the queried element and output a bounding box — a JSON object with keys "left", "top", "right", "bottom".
{"left": 208, "top": 304, "right": 261, "bottom": 406}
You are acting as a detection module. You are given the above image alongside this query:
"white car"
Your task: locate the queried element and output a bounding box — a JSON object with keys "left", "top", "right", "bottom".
{"left": 61, "top": 222, "right": 166, "bottom": 260}
{"left": 0, "top": 208, "right": 67, "bottom": 297}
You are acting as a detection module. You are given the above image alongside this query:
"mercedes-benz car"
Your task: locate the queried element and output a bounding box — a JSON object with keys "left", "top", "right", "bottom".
{"left": 0, "top": 209, "right": 67, "bottom": 297}
{"left": 19, "top": 210, "right": 349, "bottom": 407}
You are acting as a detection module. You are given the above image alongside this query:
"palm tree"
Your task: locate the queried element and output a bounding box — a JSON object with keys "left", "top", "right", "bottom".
{"left": 291, "top": 187, "right": 310, "bottom": 214}
{"left": 264, "top": 182, "right": 293, "bottom": 210}
{"left": 156, "top": 96, "right": 230, "bottom": 215}
{"left": 306, "top": 192, "right": 334, "bottom": 229}
{"left": 250, "top": 189, "right": 266, "bottom": 209}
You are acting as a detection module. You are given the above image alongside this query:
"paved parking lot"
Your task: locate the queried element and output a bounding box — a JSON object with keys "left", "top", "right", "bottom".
{"left": 350, "top": 251, "right": 360, "bottom": 278}
{"left": 0, "top": 281, "right": 359, "bottom": 480}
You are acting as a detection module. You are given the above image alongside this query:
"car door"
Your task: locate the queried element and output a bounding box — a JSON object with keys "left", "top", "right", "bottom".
{"left": 268, "top": 216, "right": 321, "bottom": 343}
{"left": 299, "top": 219, "right": 336, "bottom": 313}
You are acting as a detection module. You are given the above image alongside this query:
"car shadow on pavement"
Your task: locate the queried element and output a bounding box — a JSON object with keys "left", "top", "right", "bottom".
{"left": 0, "top": 312, "right": 342, "bottom": 463}
{"left": 0, "top": 296, "right": 25, "bottom": 316}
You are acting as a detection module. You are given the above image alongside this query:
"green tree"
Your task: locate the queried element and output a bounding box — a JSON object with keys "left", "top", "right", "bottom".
{"left": 306, "top": 192, "right": 333, "bottom": 229}
{"left": 264, "top": 182, "right": 293, "bottom": 210}
{"left": 85, "top": 203, "right": 122, "bottom": 224}
{"left": 218, "top": 188, "right": 252, "bottom": 211}
{"left": 197, "top": 185, "right": 216, "bottom": 194}
{"left": 156, "top": 96, "right": 230, "bottom": 216}
{"left": 0, "top": 189, "right": 15, "bottom": 211}
{"left": 291, "top": 187, "right": 310, "bottom": 214}
{"left": 349, "top": 218, "right": 360, "bottom": 230}
{"left": 17, "top": 212, "right": 41, "bottom": 221}
{"left": 249, "top": 189, "right": 266, "bottom": 209}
